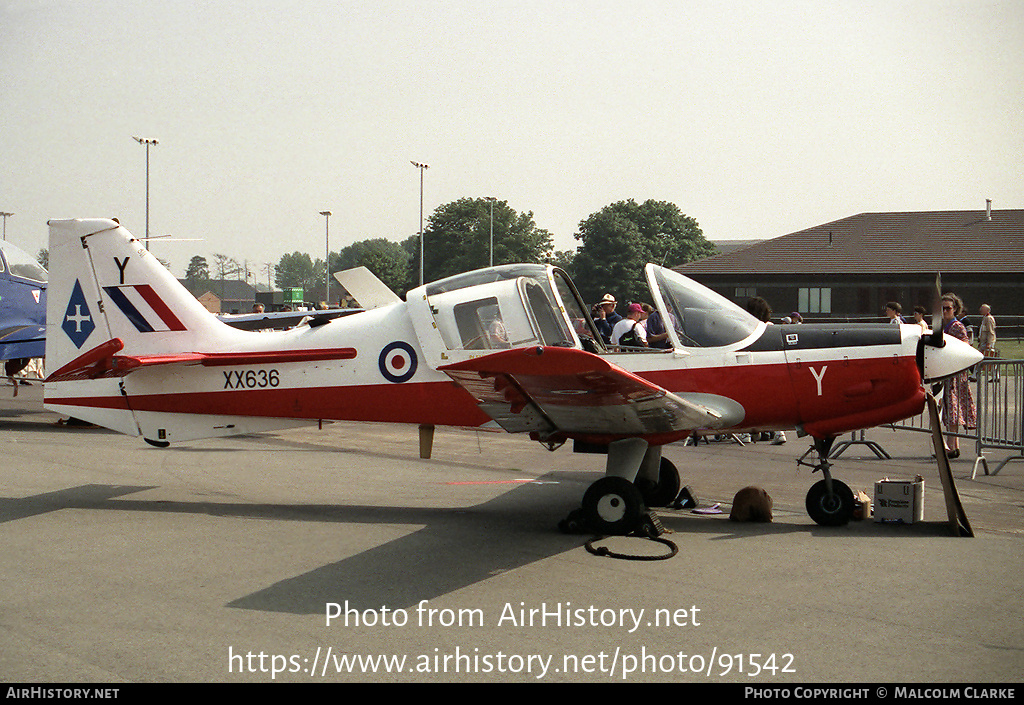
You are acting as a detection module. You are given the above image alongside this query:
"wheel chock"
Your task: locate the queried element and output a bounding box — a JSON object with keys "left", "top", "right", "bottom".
{"left": 672, "top": 485, "right": 699, "bottom": 510}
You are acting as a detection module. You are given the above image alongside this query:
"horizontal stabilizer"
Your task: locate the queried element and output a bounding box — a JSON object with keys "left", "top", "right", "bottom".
{"left": 47, "top": 338, "right": 357, "bottom": 382}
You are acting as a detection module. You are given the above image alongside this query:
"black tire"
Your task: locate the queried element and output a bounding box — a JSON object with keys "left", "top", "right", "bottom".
{"left": 582, "top": 476, "right": 645, "bottom": 535}
{"left": 805, "top": 479, "right": 855, "bottom": 526}
{"left": 638, "top": 457, "right": 681, "bottom": 508}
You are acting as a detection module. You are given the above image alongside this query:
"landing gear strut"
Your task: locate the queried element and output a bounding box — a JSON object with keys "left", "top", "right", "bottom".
{"left": 798, "top": 435, "right": 855, "bottom": 526}
{"left": 637, "top": 457, "right": 681, "bottom": 508}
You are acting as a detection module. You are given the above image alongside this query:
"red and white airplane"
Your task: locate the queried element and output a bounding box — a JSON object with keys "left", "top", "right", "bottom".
{"left": 44, "top": 218, "right": 982, "bottom": 534}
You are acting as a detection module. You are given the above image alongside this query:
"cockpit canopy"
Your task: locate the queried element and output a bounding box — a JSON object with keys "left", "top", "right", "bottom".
{"left": 0, "top": 241, "right": 48, "bottom": 284}
{"left": 646, "top": 264, "right": 760, "bottom": 348}
{"left": 424, "top": 264, "right": 599, "bottom": 352}
{"left": 419, "top": 262, "right": 761, "bottom": 356}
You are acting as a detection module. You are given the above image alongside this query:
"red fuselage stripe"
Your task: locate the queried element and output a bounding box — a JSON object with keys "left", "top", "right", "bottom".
{"left": 47, "top": 380, "right": 492, "bottom": 427}
{"left": 47, "top": 353, "right": 924, "bottom": 437}
{"left": 196, "top": 348, "right": 357, "bottom": 366}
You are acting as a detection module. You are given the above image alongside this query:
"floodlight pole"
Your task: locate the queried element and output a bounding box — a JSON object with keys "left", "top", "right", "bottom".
{"left": 411, "top": 161, "right": 430, "bottom": 286}
{"left": 132, "top": 136, "right": 159, "bottom": 250}
{"left": 320, "top": 211, "right": 332, "bottom": 305}
{"left": 0, "top": 212, "right": 12, "bottom": 241}
{"left": 483, "top": 197, "right": 496, "bottom": 267}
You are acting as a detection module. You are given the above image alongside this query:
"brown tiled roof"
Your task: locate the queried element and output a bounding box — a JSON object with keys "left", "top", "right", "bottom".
{"left": 677, "top": 209, "right": 1024, "bottom": 275}
{"left": 710, "top": 239, "right": 765, "bottom": 256}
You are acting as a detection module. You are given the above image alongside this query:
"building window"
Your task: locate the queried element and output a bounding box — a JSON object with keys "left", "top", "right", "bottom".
{"left": 799, "top": 287, "right": 831, "bottom": 314}
{"left": 735, "top": 287, "right": 756, "bottom": 299}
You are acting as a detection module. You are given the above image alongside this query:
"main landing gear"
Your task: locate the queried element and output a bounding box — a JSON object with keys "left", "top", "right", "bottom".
{"left": 798, "top": 435, "right": 855, "bottom": 526}
{"left": 561, "top": 439, "right": 681, "bottom": 536}
{"left": 564, "top": 434, "right": 858, "bottom": 533}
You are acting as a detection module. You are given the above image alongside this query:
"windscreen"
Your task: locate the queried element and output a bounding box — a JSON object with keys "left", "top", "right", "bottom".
{"left": 649, "top": 265, "right": 759, "bottom": 348}
{"left": 550, "top": 268, "right": 603, "bottom": 349}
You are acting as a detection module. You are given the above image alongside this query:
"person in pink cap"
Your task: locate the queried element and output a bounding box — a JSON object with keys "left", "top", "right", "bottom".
{"left": 611, "top": 303, "right": 648, "bottom": 348}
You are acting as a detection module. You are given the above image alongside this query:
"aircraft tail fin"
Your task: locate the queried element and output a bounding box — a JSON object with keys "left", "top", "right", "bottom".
{"left": 46, "top": 219, "right": 229, "bottom": 372}
{"left": 43, "top": 219, "right": 308, "bottom": 442}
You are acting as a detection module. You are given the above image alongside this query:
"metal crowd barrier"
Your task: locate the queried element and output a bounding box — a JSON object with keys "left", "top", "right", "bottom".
{"left": 879, "top": 358, "right": 1024, "bottom": 478}
{"left": 972, "top": 359, "right": 1024, "bottom": 477}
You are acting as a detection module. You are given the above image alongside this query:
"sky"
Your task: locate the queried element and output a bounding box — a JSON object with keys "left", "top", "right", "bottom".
{"left": 2, "top": 0, "right": 1022, "bottom": 281}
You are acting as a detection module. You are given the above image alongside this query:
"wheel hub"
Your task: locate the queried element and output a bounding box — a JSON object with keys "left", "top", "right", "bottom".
{"left": 597, "top": 494, "right": 626, "bottom": 522}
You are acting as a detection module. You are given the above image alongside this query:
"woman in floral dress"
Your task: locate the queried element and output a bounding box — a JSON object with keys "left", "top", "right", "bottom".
{"left": 940, "top": 293, "right": 976, "bottom": 458}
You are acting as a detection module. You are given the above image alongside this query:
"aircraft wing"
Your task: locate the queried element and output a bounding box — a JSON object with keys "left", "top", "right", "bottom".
{"left": 219, "top": 309, "right": 360, "bottom": 331}
{"left": 0, "top": 324, "right": 46, "bottom": 361}
{"left": 439, "top": 346, "right": 726, "bottom": 438}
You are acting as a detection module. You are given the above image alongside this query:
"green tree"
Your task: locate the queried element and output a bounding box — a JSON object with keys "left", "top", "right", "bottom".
{"left": 548, "top": 249, "right": 577, "bottom": 277}
{"left": 399, "top": 234, "right": 419, "bottom": 291}
{"left": 185, "top": 255, "right": 210, "bottom": 281}
{"left": 409, "top": 197, "right": 553, "bottom": 285}
{"left": 572, "top": 199, "right": 713, "bottom": 305}
{"left": 36, "top": 248, "right": 48, "bottom": 269}
{"left": 274, "top": 251, "right": 324, "bottom": 295}
{"left": 334, "top": 238, "right": 410, "bottom": 296}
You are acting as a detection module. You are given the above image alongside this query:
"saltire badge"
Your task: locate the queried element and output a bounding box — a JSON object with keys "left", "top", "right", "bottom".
{"left": 62, "top": 279, "right": 95, "bottom": 349}
{"left": 379, "top": 341, "right": 417, "bottom": 383}
{"left": 103, "top": 284, "right": 187, "bottom": 333}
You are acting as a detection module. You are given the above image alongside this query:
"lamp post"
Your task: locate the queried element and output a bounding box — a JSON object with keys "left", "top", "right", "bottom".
{"left": 483, "top": 197, "right": 496, "bottom": 267}
{"left": 320, "top": 210, "right": 332, "bottom": 306}
{"left": 410, "top": 161, "right": 432, "bottom": 457}
{"left": 132, "top": 136, "right": 159, "bottom": 250}
{"left": 411, "top": 161, "right": 429, "bottom": 286}
{"left": 0, "top": 212, "right": 12, "bottom": 241}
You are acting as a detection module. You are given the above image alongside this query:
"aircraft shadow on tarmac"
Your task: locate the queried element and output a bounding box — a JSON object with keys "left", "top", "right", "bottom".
{"left": 1, "top": 480, "right": 580, "bottom": 613}
{"left": 1, "top": 478, "right": 964, "bottom": 615}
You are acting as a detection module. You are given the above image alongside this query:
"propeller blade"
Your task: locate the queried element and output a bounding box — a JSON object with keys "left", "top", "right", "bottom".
{"left": 925, "top": 391, "right": 974, "bottom": 537}
{"left": 930, "top": 272, "right": 944, "bottom": 347}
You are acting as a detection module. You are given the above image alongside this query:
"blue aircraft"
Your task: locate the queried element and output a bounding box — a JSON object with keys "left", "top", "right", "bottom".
{"left": 0, "top": 240, "right": 47, "bottom": 376}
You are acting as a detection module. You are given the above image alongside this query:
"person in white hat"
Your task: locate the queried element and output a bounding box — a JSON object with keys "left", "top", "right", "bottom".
{"left": 599, "top": 293, "right": 621, "bottom": 327}
{"left": 593, "top": 293, "right": 621, "bottom": 344}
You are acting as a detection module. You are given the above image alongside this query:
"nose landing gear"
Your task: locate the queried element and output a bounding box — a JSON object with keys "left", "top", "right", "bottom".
{"left": 798, "top": 435, "right": 855, "bottom": 526}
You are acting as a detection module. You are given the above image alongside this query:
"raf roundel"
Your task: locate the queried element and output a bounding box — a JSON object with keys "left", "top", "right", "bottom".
{"left": 379, "top": 341, "right": 417, "bottom": 383}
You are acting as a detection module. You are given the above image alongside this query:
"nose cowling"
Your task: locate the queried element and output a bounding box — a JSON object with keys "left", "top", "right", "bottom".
{"left": 920, "top": 333, "right": 984, "bottom": 381}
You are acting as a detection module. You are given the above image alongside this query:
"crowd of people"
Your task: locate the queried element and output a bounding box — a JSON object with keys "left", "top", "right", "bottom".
{"left": 877, "top": 295, "right": 998, "bottom": 459}
{"left": 590, "top": 294, "right": 672, "bottom": 350}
